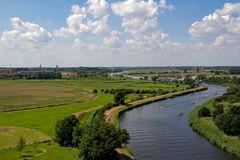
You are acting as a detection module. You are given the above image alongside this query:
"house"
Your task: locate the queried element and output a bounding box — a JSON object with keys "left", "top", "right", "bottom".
{"left": 61, "top": 71, "right": 78, "bottom": 76}
{"left": 0, "top": 68, "right": 12, "bottom": 76}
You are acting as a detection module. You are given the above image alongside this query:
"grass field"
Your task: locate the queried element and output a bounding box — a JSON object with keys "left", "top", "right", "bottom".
{"left": 0, "top": 143, "right": 79, "bottom": 160}
{"left": 0, "top": 127, "right": 51, "bottom": 150}
{"left": 0, "top": 79, "right": 189, "bottom": 159}
{"left": 0, "top": 80, "right": 96, "bottom": 112}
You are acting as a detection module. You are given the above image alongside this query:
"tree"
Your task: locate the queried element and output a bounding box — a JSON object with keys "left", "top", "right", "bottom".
{"left": 16, "top": 136, "right": 25, "bottom": 152}
{"left": 227, "top": 86, "right": 238, "bottom": 95}
{"left": 212, "top": 104, "right": 224, "bottom": 118}
{"left": 198, "top": 107, "right": 211, "bottom": 117}
{"left": 79, "top": 121, "right": 129, "bottom": 160}
{"left": 114, "top": 92, "right": 126, "bottom": 105}
{"left": 229, "top": 105, "right": 240, "bottom": 115}
{"left": 93, "top": 89, "right": 98, "bottom": 93}
{"left": 184, "top": 77, "right": 195, "bottom": 88}
{"left": 144, "top": 76, "right": 148, "bottom": 80}
{"left": 151, "top": 76, "right": 158, "bottom": 81}
{"left": 55, "top": 115, "right": 79, "bottom": 147}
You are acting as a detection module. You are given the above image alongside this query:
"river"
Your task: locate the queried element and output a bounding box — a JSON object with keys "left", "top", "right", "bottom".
{"left": 119, "top": 84, "right": 239, "bottom": 160}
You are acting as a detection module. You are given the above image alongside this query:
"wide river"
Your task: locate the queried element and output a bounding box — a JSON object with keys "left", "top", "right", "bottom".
{"left": 119, "top": 84, "right": 239, "bottom": 160}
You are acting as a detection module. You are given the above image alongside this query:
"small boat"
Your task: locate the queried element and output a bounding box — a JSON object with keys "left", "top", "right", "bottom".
{"left": 179, "top": 112, "right": 184, "bottom": 117}
{"left": 191, "top": 101, "right": 195, "bottom": 104}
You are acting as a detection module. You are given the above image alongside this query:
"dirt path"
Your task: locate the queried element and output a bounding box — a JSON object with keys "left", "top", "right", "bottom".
{"left": 73, "top": 106, "right": 103, "bottom": 118}
{"left": 104, "top": 106, "right": 123, "bottom": 124}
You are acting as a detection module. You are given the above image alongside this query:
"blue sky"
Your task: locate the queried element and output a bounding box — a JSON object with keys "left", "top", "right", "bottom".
{"left": 0, "top": 0, "right": 238, "bottom": 40}
{"left": 0, "top": 0, "right": 240, "bottom": 67}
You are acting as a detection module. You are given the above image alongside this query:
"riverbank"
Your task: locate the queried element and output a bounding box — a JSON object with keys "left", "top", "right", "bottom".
{"left": 105, "top": 86, "right": 208, "bottom": 159}
{"left": 189, "top": 100, "right": 240, "bottom": 158}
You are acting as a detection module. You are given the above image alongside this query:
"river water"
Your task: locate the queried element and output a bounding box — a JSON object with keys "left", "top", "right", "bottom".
{"left": 119, "top": 84, "right": 239, "bottom": 160}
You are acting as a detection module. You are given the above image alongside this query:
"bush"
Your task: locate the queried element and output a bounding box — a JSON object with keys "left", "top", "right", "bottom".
{"left": 214, "top": 113, "right": 240, "bottom": 136}
{"left": 16, "top": 136, "right": 25, "bottom": 152}
{"left": 212, "top": 104, "right": 224, "bottom": 118}
{"left": 198, "top": 107, "right": 211, "bottom": 117}
{"left": 230, "top": 116, "right": 240, "bottom": 135}
{"left": 114, "top": 92, "right": 126, "bottom": 105}
{"left": 93, "top": 89, "right": 98, "bottom": 93}
{"left": 229, "top": 105, "right": 240, "bottom": 115}
{"left": 55, "top": 115, "right": 79, "bottom": 147}
{"left": 104, "top": 89, "right": 109, "bottom": 94}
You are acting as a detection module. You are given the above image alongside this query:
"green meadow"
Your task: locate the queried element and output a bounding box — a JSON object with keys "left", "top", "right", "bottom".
{"left": 0, "top": 79, "right": 188, "bottom": 159}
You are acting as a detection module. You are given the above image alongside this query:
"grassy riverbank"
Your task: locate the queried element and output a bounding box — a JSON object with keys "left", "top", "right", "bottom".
{"left": 189, "top": 100, "right": 240, "bottom": 157}
{"left": 106, "top": 86, "right": 207, "bottom": 159}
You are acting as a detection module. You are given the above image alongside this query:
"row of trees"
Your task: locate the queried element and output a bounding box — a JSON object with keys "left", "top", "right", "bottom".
{"left": 206, "top": 76, "right": 240, "bottom": 85}
{"left": 99, "top": 88, "right": 170, "bottom": 95}
{"left": 55, "top": 103, "right": 129, "bottom": 159}
{"left": 0, "top": 72, "right": 62, "bottom": 80}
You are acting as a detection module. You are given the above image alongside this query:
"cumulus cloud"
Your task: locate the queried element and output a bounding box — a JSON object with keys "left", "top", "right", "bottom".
{"left": 112, "top": 0, "right": 159, "bottom": 34}
{"left": 159, "top": 0, "right": 175, "bottom": 10}
{"left": 87, "top": 0, "right": 109, "bottom": 17}
{"left": 103, "top": 31, "right": 122, "bottom": 48}
{"left": 55, "top": 0, "right": 109, "bottom": 37}
{"left": 189, "top": 3, "right": 240, "bottom": 46}
{"left": 111, "top": 0, "right": 174, "bottom": 51}
{"left": 1, "top": 17, "right": 52, "bottom": 49}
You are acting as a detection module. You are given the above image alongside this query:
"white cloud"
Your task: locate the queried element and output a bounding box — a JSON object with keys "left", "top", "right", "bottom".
{"left": 112, "top": 0, "right": 159, "bottom": 35}
{"left": 112, "top": 0, "right": 159, "bottom": 18}
{"left": 189, "top": 3, "right": 240, "bottom": 47}
{"left": 159, "top": 0, "right": 175, "bottom": 10}
{"left": 103, "top": 31, "right": 122, "bottom": 48}
{"left": 1, "top": 17, "right": 52, "bottom": 49}
{"left": 55, "top": 1, "right": 109, "bottom": 37}
{"left": 87, "top": 0, "right": 109, "bottom": 17}
{"left": 111, "top": 0, "right": 174, "bottom": 51}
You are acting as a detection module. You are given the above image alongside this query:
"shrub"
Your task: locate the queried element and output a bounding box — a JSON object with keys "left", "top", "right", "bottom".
{"left": 214, "top": 113, "right": 233, "bottom": 135}
{"left": 230, "top": 116, "right": 240, "bottom": 136}
{"left": 114, "top": 92, "right": 126, "bottom": 105}
{"left": 198, "top": 107, "right": 211, "bottom": 117}
{"left": 104, "top": 89, "right": 109, "bottom": 94}
{"left": 227, "top": 86, "right": 238, "bottom": 95}
{"left": 212, "top": 104, "right": 224, "bottom": 118}
{"left": 214, "top": 113, "right": 240, "bottom": 136}
{"left": 16, "top": 136, "right": 25, "bottom": 152}
{"left": 229, "top": 105, "right": 240, "bottom": 115}
{"left": 55, "top": 115, "right": 79, "bottom": 147}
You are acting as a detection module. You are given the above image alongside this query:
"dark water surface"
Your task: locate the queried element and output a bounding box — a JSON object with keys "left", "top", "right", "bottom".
{"left": 119, "top": 84, "right": 239, "bottom": 160}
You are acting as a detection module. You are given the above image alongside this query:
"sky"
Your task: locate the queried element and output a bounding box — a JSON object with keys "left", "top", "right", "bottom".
{"left": 0, "top": 0, "right": 240, "bottom": 67}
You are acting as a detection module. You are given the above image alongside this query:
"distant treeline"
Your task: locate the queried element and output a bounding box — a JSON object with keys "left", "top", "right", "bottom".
{"left": 0, "top": 67, "right": 124, "bottom": 80}
{"left": 100, "top": 88, "right": 173, "bottom": 95}
{"left": 205, "top": 76, "right": 240, "bottom": 85}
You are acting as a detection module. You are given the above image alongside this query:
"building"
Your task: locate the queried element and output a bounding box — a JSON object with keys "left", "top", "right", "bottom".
{"left": 0, "top": 68, "right": 12, "bottom": 76}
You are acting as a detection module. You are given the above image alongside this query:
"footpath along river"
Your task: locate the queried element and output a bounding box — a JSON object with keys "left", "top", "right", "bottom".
{"left": 119, "top": 84, "right": 240, "bottom": 160}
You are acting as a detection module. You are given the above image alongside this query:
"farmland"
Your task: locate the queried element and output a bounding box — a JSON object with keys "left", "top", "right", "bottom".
{"left": 0, "top": 78, "right": 189, "bottom": 159}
